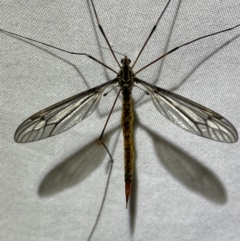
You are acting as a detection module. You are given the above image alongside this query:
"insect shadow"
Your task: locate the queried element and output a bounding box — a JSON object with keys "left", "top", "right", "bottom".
{"left": 38, "top": 125, "right": 121, "bottom": 241}
{"left": 38, "top": 125, "right": 119, "bottom": 197}
{"left": 138, "top": 115, "right": 227, "bottom": 204}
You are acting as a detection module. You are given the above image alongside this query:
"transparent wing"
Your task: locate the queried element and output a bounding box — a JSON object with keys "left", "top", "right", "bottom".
{"left": 15, "top": 79, "right": 117, "bottom": 143}
{"left": 136, "top": 79, "right": 238, "bottom": 143}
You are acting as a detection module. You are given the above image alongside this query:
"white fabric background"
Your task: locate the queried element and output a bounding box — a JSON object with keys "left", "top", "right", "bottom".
{"left": 1, "top": 0, "right": 240, "bottom": 240}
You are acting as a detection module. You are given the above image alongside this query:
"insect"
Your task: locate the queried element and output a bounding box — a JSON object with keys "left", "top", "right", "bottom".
{"left": 1, "top": 0, "right": 238, "bottom": 207}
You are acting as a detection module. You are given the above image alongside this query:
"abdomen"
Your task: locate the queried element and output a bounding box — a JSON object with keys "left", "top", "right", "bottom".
{"left": 121, "top": 94, "right": 134, "bottom": 205}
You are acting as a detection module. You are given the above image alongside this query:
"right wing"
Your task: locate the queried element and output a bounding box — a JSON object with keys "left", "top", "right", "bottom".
{"left": 136, "top": 78, "right": 238, "bottom": 143}
{"left": 14, "top": 79, "right": 117, "bottom": 143}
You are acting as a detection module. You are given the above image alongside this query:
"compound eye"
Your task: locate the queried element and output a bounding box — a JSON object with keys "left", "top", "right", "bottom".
{"left": 121, "top": 57, "right": 131, "bottom": 65}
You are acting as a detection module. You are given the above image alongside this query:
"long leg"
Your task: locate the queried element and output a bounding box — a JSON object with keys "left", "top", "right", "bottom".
{"left": 90, "top": 0, "right": 121, "bottom": 68}
{"left": 99, "top": 89, "right": 121, "bottom": 142}
{"left": 131, "top": 0, "right": 173, "bottom": 69}
{"left": 87, "top": 90, "right": 122, "bottom": 236}
{"left": 0, "top": 28, "right": 118, "bottom": 74}
{"left": 88, "top": 139, "right": 114, "bottom": 241}
{"left": 135, "top": 23, "right": 240, "bottom": 74}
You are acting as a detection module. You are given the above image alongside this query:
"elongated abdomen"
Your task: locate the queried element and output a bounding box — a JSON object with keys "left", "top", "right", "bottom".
{"left": 121, "top": 95, "right": 134, "bottom": 207}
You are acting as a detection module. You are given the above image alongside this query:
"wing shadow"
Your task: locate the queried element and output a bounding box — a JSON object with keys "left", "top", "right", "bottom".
{"left": 38, "top": 126, "right": 118, "bottom": 197}
{"left": 138, "top": 116, "right": 227, "bottom": 204}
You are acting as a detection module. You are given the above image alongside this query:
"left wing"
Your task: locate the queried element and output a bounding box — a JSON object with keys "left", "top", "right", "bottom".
{"left": 136, "top": 79, "right": 238, "bottom": 143}
{"left": 15, "top": 79, "right": 117, "bottom": 143}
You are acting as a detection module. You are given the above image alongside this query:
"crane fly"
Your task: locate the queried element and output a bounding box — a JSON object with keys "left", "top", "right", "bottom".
{"left": 1, "top": 0, "right": 238, "bottom": 207}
